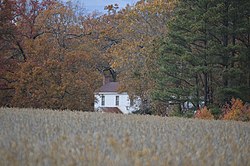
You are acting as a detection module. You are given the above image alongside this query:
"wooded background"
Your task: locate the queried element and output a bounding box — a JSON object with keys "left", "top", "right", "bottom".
{"left": 0, "top": 0, "right": 249, "bottom": 114}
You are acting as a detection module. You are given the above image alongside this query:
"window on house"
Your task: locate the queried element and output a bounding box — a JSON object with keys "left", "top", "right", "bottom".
{"left": 130, "top": 99, "right": 134, "bottom": 106}
{"left": 116, "top": 96, "right": 119, "bottom": 106}
{"left": 101, "top": 95, "right": 105, "bottom": 106}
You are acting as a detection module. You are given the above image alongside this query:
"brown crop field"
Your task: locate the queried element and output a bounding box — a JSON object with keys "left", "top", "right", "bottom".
{"left": 0, "top": 108, "right": 249, "bottom": 166}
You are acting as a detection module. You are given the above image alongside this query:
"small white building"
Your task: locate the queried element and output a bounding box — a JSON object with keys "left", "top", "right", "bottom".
{"left": 94, "top": 82, "right": 139, "bottom": 114}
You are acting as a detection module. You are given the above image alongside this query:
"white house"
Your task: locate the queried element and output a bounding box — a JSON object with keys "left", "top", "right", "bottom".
{"left": 94, "top": 82, "right": 140, "bottom": 114}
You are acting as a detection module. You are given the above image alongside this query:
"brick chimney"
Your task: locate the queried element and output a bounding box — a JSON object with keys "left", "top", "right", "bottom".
{"left": 103, "top": 70, "right": 112, "bottom": 85}
{"left": 103, "top": 75, "right": 112, "bottom": 85}
{"left": 102, "top": 68, "right": 116, "bottom": 85}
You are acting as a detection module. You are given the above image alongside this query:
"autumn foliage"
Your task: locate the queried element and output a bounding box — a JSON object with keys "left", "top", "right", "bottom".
{"left": 222, "top": 98, "right": 250, "bottom": 122}
{"left": 1, "top": 0, "right": 249, "bottom": 114}
{"left": 194, "top": 98, "right": 250, "bottom": 122}
{"left": 195, "top": 107, "right": 214, "bottom": 120}
{"left": 0, "top": 0, "right": 107, "bottom": 110}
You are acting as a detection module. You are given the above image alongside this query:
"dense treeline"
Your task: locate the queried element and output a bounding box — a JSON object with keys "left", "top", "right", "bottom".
{"left": 0, "top": 0, "right": 112, "bottom": 110}
{"left": 153, "top": 0, "right": 250, "bottom": 113}
{"left": 1, "top": 0, "right": 249, "bottom": 116}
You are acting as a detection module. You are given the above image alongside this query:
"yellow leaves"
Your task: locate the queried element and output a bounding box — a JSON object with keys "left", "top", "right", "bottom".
{"left": 133, "top": 0, "right": 176, "bottom": 15}
{"left": 111, "top": 61, "right": 118, "bottom": 69}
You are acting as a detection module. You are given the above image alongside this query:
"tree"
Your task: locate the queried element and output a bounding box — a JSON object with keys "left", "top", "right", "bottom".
{"left": 1, "top": 0, "right": 125, "bottom": 110}
{"left": 0, "top": 0, "right": 17, "bottom": 106}
{"left": 0, "top": 0, "right": 58, "bottom": 107}
{"left": 152, "top": 0, "right": 250, "bottom": 113}
{"left": 109, "top": 0, "right": 176, "bottom": 114}
{"left": 9, "top": 1, "right": 102, "bottom": 110}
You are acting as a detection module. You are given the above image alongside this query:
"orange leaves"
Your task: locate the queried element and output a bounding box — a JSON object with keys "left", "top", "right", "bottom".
{"left": 195, "top": 98, "right": 250, "bottom": 122}
{"left": 195, "top": 107, "right": 214, "bottom": 120}
{"left": 222, "top": 98, "right": 250, "bottom": 122}
{"left": 1, "top": 0, "right": 106, "bottom": 110}
{"left": 11, "top": 55, "right": 100, "bottom": 111}
{"left": 6, "top": 0, "right": 107, "bottom": 111}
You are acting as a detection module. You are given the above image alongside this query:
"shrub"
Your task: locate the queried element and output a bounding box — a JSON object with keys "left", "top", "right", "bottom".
{"left": 222, "top": 98, "right": 250, "bottom": 121}
{"left": 195, "top": 106, "right": 214, "bottom": 120}
{"left": 209, "top": 106, "right": 222, "bottom": 120}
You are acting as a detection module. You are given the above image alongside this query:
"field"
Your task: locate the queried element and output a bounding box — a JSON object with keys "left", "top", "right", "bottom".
{"left": 0, "top": 108, "right": 249, "bottom": 166}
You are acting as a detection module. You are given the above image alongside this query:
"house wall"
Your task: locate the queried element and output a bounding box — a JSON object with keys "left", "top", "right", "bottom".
{"left": 94, "top": 92, "right": 135, "bottom": 114}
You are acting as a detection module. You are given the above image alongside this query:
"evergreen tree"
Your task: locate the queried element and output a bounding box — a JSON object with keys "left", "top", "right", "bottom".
{"left": 153, "top": 0, "right": 250, "bottom": 112}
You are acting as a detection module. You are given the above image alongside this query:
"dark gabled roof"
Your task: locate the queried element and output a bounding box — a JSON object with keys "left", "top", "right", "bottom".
{"left": 99, "top": 107, "right": 123, "bottom": 114}
{"left": 96, "top": 82, "right": 120, "bottom": 92}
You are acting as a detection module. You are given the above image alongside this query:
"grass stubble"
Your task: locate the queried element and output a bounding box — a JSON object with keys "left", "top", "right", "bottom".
{"left": 0, "top": 107, "right": 249, "bottom": 166}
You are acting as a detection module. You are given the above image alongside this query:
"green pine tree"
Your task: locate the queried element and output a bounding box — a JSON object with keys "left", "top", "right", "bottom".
{"left": 152, "top": 0, "right": 250, "bottom": 113}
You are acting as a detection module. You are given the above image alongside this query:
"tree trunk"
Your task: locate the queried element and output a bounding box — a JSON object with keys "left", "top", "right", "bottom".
{"left": 195, "top": 74, "right": 200, "bottom": 109}
{"left": 222, "top": 0, "right": 229, "bottom": 88}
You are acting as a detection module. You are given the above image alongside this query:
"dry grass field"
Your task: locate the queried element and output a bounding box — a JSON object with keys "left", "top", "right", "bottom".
{"left": 0, "top": 108, "right": 249, "bottom": 166}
